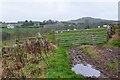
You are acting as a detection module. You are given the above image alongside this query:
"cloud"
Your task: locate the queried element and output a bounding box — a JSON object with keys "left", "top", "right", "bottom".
{"left": 0, "top": 0, "right": 119, "bottom": 2}
{"left": 0, "top": 0, "right": 118, "bottom": 22}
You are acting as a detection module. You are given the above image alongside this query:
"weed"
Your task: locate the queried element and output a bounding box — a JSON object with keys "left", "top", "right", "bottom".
{"left": 106, "top": 59, "right": 118, "bottom": 69}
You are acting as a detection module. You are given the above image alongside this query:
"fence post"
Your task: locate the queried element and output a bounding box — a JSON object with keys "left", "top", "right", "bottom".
{"left": 92, "top": 33, "right": 96, "bottom": 45}
{"left": 106, "top": 27, "right": 111, "bottom": 41}
{"left": 53, "top": 31, "right": 56, "bottom": 44}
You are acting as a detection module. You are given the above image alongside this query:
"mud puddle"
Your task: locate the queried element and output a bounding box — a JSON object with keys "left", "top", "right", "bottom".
{"left": 68, "top": 46, "right": 119, "bottom": 78}
{"left": 72, "top": 63, "right": 100, "bottom": 77}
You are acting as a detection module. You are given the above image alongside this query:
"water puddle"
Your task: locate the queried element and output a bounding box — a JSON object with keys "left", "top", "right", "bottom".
{"left": 72, "top": 64, "right": 101, "bottom": 77}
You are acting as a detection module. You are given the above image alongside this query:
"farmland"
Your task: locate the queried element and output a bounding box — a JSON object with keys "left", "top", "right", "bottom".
{"left": 1, "top": 0, "right": 120, "bottom": 78}
{"left": 1, "top": 37, "right": 84, "bottom": 78}
{"left": 1, "top": 27, "right": 52, "bottom": 46}
{"left": 55, "top": 28, "right": 107, "bottom": 46}
{"left": 0, "top": 24, "right": 120, "bottom": 78}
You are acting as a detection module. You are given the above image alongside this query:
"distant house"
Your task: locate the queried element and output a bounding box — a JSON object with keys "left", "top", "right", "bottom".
{"left": 103, "top": 25, "right": 107, "bottom": 28}
{"left": 98, "top": 26, "right": 101, "bottom": 28}
{"left": 74, "top": 29, "right": 77, "bottom": 30}
{"left": 7, "top": 24, "right": 16, "bottom": 28}
{"left": 67, "top": 29, "right": 70, "bottom": 31}
{"left": 103, "top": 25, "right": 110, "bottom": 29}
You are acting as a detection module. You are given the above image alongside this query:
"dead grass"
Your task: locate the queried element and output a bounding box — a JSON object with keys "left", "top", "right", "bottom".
{"left": 109, "top": 34, "right": 119, "bottom": 42}
{"left": 80, "top": 45, "right": 98, "bottom": 59}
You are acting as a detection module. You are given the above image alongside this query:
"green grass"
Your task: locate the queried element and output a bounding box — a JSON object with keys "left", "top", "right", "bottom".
{"left": 1, "top": 28, "right": 43, "bottom": 46}
{"left": 56, "top": 28, "right": 106, "bottom": 36}
{"left": 45, "top": 46, "right": 84, "bottom": 78}
{"left": 1, "top": 27, "right": 69, "bottom": 43}
{"left": 1, "top": 28, "right": 107, "bottom": 47}
{"left": 45, "top": 33, "right": 54, "bottom": 43}
{"left": 1, "top": 28, "right": 42, "bottom": 34}
{"left": 106, "top": 59, "right": 118, "bottom": 69}
{"left": 55, "top": 28, "right": 107, "bottom": 46}
{"left": 2, "top": 39, "right": 15, "bottom": 46}
{"left": 1, "top": 28, "right": 42, "bottom": 42}
{"left": 0, "top": 40, "right": 2, "bottom": 47}
{"left": 107, "top": 40, "right": 120, "bottom": 47}
{"left": 20, "top": 46, "right": 84, "bottom": 78}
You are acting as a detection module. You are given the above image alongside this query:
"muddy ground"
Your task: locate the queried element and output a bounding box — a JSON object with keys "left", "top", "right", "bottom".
{"left": 68, "top": 46, "right": 120, "bottom": 78}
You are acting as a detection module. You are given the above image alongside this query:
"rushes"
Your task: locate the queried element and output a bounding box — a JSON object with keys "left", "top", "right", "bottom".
{"left": 1, "top": 37, "right": 53, "bottom": 78}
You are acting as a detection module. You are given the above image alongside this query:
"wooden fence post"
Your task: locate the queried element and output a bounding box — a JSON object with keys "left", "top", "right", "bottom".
{"left": 53, "top": 31, "right": 56, "bottom": 44}
{"left": 106, "top": 27, "right": 111, "bottom": 41}
{"left": 92, "top": 33, "right": 96, "bottom": 45}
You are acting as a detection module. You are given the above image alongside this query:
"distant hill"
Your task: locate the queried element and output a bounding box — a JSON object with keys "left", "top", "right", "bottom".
{"left": 67, "top": 17, "right": 116, "bottom": 24}
{"left": 62, "top": 17, "right": 117, "bottom": 29}
{"left": 41, "top": 17, "right": 117, "bottom": 29}
{"left": 0, "top": 17, "right": 118, "bottom": 28}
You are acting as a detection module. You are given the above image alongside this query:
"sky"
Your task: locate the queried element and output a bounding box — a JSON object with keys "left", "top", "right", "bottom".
{"left": 0, "top": 0, "right": 119, "bottom": 22}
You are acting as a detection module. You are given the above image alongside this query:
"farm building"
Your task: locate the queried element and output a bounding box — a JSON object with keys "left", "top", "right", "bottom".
{"left": 98, "top": 26, "right": 101, "bottom": 28}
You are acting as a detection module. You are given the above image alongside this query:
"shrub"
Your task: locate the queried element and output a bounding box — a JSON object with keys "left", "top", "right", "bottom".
{"left": 2, "top": 32, "right": 12, "bottom": 40}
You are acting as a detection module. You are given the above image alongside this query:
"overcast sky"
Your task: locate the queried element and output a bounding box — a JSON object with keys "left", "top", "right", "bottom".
{"left": 0, "top": 0, "right": 119, "bottom": 22}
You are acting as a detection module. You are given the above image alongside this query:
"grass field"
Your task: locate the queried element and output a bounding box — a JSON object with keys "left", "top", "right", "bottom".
{"left": 1, "top": 40, "right": 84, "bottom": 78}
{"left": 1, "top": 26, "right": 119, "bottom": 78}
{"left": 1, "top": 26, "right": 118, "bottom": 47}
{"left": 1, "top": 27, "right": 119, "bottom": 48}
{"left": 1, "top": 28, "right": 42, "bottom": 46}
{"left": 1, "top": 28, "right": 42, "bottom": 34}
{"left": 20, "top": 46, "right": 84, "bottom": 78}
{"left": 55, "top": 28, "right": 107, "bottom": 46}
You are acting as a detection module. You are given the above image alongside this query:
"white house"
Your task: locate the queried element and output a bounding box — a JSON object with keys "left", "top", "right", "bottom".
{"left": 103, "top": 25, "right": 107, "bottom": 27}
{"left": 103, "top": 25, "right": 110, "bottom": 29}
{"left": 98, "top": 26, "right": 101, "bottom": 28}
{"left": 60, "top": 31, "right": 63, "bottom": 33}
{"left": 7, "top": 24, "right": 16, "bottom": 28}
{"left": 74, "top": 29, "right": 77, "bottom": 31}
{"left": 67, "top": 29, "right": 70, "bottom": 31}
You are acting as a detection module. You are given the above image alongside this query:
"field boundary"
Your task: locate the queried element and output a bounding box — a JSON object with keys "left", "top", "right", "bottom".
{"left": 54, "top": 28, "right": 110, "bottom": 46}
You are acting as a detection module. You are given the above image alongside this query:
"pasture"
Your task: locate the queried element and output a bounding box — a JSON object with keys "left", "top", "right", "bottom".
{"left": 1, "top": 37, "right": 83, "bottom": 78}
{"left": 0, "top": 25, "right": 119, "bottom": 78}
{"left": 1, "top": 28, "right": 43, "bottom": 47}
{"left": 55, "top": 28, "right": 108, "bottom": 46}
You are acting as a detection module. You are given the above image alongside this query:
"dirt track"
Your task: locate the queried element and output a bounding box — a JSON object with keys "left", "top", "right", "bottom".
{"left": 68, "top": 46, "right": 119, "bottom": 78}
